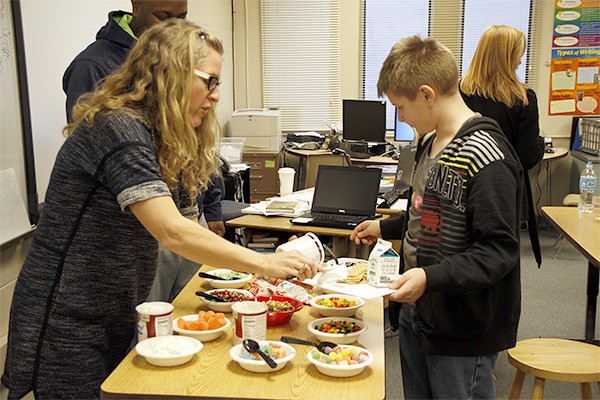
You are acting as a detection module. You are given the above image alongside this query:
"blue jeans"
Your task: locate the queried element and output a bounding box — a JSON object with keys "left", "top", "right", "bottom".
{"left": 399, "top": 304, "right": 498, "bottom": 399}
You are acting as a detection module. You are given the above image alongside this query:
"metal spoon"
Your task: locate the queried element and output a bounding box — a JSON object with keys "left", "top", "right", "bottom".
{"left": 195, "top": 291, "right": 226, "bottom": 302}
{"left": 242, "top": 339, "right": 278, "bottom": 368}
{"left": 198, "top": 271, "right": 240, "bottom": 281}
{"left": 280, "top": 336, "right": 337, "bottom": 353}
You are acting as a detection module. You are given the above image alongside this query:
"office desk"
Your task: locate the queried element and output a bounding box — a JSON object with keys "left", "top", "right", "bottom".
{"left": 226, "top": 214, "right": 390, "bottom": 258}
{"left": 284, "top": 148, "right": 397, "bottom": 190}
{"left": 101, "top": 269, "right": 385, "bottom": 399}
{"left": 541, "top": 206, "right": 600, "bottom": 343}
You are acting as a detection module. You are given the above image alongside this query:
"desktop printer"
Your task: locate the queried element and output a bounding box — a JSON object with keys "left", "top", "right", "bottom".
{"left": 230, "top": 108, "right": 282, "bottom": 151}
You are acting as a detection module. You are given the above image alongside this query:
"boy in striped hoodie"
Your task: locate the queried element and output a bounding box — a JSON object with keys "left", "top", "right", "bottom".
{"left": 351, "top": 36, "right": 522, "bottom": 399}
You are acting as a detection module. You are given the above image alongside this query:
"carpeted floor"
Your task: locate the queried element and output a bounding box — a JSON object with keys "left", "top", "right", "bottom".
{"left": 384, "top": 226, "right": 599, "bottom": 399}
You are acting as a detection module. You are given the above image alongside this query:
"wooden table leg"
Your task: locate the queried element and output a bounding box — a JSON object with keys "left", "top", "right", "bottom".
{"left": 508, "top": 370, "right": 525, "bottom": 400}
{"left": 532, "top": 377, "right": 545, "bottom": 400}
{"left": 585, "top": 262, "right": 599, "bottom": 342}
{"left": 580, "top": 382, "right": 593, "bottom": 400}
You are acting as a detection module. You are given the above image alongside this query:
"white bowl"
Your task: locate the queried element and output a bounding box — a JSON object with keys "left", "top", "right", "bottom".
{"left": 307, "top": 344, "right": 374, "bottom": 377}
{"left": 199, "top": 289, "right": 254, "bottom": 313}
{"left": 135, "top": 335, "right": 203, "bottom": 367}
{"left": 229, "top": 340, "right": 296, "bottom": 373}
{"left": 309, "top": 294, "right": 365, "bottom": 317}
{"left": 173, "top": 314, "right": 231, "bottom": 342}
{"left": 203, "top": 269, "right": 253, "bottom": 289}
{"left": 307, "top": 317, "right": 367, "bottom": 345}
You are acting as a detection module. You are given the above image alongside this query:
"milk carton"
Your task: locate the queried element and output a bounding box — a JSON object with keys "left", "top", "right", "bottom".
{"left": 367, "top": 239, "right": 401, "bottom": 287}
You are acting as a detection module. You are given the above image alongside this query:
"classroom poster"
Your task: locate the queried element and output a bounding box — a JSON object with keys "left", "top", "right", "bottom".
{"left": 549, "top": 0, "right": 599, "bottom": 116}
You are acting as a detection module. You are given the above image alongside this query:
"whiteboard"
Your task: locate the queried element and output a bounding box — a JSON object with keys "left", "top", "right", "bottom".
{"left": 0, "top": 0, "right": 27, "bottom": 205}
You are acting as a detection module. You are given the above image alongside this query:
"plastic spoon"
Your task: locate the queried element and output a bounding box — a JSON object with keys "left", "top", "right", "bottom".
{"left": 280, "top": 336, "right": 337, "bottom": 353}
{"left": 242, "top": 339, "right": 277, "bottom": 368}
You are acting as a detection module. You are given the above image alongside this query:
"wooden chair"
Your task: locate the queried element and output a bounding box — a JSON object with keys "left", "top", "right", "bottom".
{"left": 507, "top": 338, "right": 600, "bottom": 399}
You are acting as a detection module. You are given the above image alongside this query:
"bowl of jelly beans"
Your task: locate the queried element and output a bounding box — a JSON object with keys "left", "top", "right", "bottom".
{"left": 307, "top": 344, "right": 373, "bottom": 377}
{"left": 307, "top": 317, "right": 367, "bottom": 345}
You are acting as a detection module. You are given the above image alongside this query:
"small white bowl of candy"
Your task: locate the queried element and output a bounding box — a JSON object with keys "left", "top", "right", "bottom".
{"left": 307, "top": 344, "right": 373, "bottom": 377}
{"left": 173, "top": 311, "right": 231, "bottom": 342}
{"left": 307, "top": 317, "right": 367, "bottom": 345}
{"left": 309, "top": 294, "right": 365, "bottom": 317}
{"left": 229, "top": 340, "right": 296, "bottom": 373}
{"left": 135, "top": 335, "right": 203, "bottom": 367}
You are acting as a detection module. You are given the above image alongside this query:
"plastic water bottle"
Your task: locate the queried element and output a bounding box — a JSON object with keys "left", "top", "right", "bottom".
{"left": 578, "top": 161, "right": 596, "bottom": 213}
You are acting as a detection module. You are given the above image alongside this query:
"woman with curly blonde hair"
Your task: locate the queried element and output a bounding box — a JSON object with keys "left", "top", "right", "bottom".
{"left": 3, "top": 19, "right": 317, "bottom": 400}
{"left": 460, "top": 25, "right": 544, "bottom": 267}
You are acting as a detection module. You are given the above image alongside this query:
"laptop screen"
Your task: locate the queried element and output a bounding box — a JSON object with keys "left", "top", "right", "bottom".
{"left": 311, "top": 166, "right": 382, "bottom": 215}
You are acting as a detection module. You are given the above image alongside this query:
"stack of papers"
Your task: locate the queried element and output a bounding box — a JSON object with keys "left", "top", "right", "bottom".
{"left": 265, "top": 201, "right": 305, "bottom": 214}
{"left": 241, "top": 189, "right": 314, "bottom": 217}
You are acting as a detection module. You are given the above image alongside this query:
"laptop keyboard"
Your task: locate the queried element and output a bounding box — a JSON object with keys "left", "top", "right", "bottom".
{"left": 312, "top": 212, "right": 367, "bottom": 224}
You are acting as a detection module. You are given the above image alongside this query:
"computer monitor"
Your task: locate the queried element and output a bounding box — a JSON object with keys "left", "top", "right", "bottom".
{"left": 342, "top": 99, "right": 386, "bottom": 143}
{"left": 394, "top": 108, "right": 416, "bottom": 144}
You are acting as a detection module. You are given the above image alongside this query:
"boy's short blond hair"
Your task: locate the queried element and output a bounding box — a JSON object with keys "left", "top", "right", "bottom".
{"left": 378, "top": 36, "right": 458, "bottom": 100}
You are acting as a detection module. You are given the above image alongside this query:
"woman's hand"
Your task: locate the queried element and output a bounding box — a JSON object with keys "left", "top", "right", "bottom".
{"left": 262, "top": 250, "right": 321, "bottom": 280}
{"left": 349, "top": 220, "right": 381, "bottom": 245}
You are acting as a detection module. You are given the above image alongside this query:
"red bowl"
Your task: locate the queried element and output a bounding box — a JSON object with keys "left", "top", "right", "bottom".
{"left": 254, "top": 295, "right": 303, "bottom": 326}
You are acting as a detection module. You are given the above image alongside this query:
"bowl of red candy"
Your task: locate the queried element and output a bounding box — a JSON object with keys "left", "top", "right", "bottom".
{"left": 254, "top": 295, "right": 303, "bottom": 326}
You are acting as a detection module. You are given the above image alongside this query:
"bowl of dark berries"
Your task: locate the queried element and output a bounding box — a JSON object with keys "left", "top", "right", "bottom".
{"left": 198, "top": 288, "right": 254, "bottom": 313}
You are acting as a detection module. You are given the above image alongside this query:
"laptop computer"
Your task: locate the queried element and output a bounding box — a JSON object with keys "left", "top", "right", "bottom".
{"left": 381, "top": 144, "right": 416, "bottom": 207}
{"left": 291, "top": 165, "right": 382, "bottom": 229}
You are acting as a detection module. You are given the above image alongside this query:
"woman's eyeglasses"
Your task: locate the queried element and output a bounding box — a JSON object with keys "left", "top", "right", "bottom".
{"left": 194, "top": 69, "right": 221, "bottom": 91}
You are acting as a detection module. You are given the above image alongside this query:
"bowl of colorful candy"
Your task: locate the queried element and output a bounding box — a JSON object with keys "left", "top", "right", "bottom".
{"left": 307, "top": 344, "right": 373, "bottom": 377}
{"left": 229, "top": 340, "right": 296, "bottom": 373}
{"left": 254, "top": 295, "right": 303, "bottom": 326}
{"left": 135, "top": 335, "right": 203, "bottom": 367}
{"left": 199, "top": 289, "right": 254, "bottom": 313}
{"left": 308, "top": 294, "right": 365, "bottom": 317}
{"left": 307, "top": 317, "right": 367, "bottom": 345}
{"left": 173, "top": 311, "right": 231, "bottom": 342}
{"left": 203, "top": 269, "right": 252, "bottom": 289}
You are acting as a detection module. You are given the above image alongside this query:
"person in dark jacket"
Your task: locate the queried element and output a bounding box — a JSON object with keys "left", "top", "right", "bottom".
{"left": 460, "top": 25, "right": 544, "bottom": 267}
{"left": 62, "top": 1, "right": 225, "bottom": 302}
{"left": 351, "top": 35, "right": 522, "bottom": 399}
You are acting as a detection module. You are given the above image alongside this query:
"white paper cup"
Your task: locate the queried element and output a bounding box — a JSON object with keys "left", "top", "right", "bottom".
{"left": 275, "top": 232, "right": 324, "bottom": 264}
{"left": 278, "top": 167, "right": 296, "bottom": 196}
{"left": 136, "top": 301, "right": 174, "bottom": 342}
{"left": 232, "top": 301, "right": 268, "bottom": 345}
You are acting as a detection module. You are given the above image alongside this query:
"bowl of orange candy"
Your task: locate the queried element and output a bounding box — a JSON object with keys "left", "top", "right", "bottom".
{"left": 173, "top": 310, "right": 231, "bottom": 342}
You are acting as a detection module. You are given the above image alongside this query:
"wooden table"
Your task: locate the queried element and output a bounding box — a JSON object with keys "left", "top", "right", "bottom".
{"left": 101, "top": 270, "right": 385, "bottom": 399}
{"left": 541, "top": 206, "right": 600, "bottom": 343}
